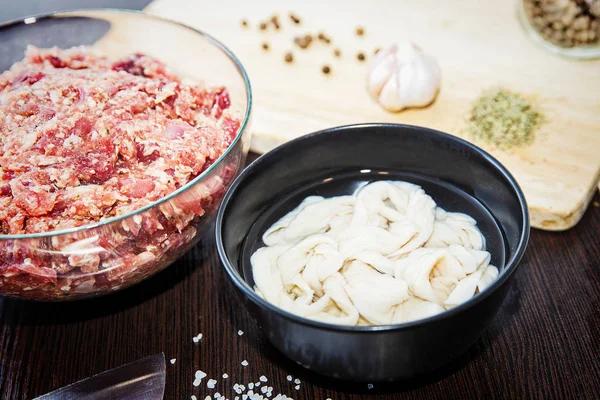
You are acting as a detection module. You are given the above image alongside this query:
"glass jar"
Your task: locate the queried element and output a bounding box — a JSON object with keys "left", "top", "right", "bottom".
{"left": 517, "top": 0, "right": 600, "bottom": 60}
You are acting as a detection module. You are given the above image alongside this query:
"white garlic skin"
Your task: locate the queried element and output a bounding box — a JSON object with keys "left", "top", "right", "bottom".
{"left": 367, "top": 42, "right": 442, "bottom": 112}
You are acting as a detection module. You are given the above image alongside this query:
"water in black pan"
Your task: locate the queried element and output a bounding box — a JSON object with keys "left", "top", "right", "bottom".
{"left": 241, "top": 169, "right": 507, "bottom": 286}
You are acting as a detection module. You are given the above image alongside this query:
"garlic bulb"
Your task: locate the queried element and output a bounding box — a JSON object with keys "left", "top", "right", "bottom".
{"left": 367, "top": 41, "right": 442, "bottom": 112}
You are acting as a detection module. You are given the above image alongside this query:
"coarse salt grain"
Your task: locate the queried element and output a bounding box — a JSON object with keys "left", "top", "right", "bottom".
{"left": 193, "top": 370, "right": 207, "bottom": 387}
{"left": 261, "top": 386, "right": 268, "bottom": 394}
{"left": 222, "top": 373, "right": 229, "bottom": 379}
{"left": 255, "top": 381, "right": 261, "bottom": 387}
{"left": 248, "top": 383, "right": 254, "bottom": 389}
{"left": 207, "top": 378, "right": 217, "bottom": 389}
{"left": 242, "top": 395, "right": 248, "bottom": 400}
{"left": 294, "top": 385, "right": 300, "bottom": 390}
{"left": 191, "top": 396, "right": 197, "bottom": 400}
{"left": 196, "top": 370, "right": 207, "bottom": 379}
{"left": 204, "top": 397, "right": 211, "bottom": 400}
{"left": 214, "top": 393, "right": 221, "bottom": 398}
{"left": 170, "top": 358, "right": 176, "bottom": 364}
{"left": 241, "top": 360, "right": 249, "bottom": 366}
{"left": 294, "top": 378, "right": 300, "bottom": 384}
{"left": 238, "top": 330, "right": 244, "bottom": 336}
{"left": 286, "top": 375, "right": 292, "bottom": 382}
{"left": 259, "top": 375, "right": 268, "bottom": 382}
{"left": 368, "top": 383, "right": 374, "bottom": 389}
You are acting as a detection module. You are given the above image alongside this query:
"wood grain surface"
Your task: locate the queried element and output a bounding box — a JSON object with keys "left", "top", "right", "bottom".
{"left": 145, "top": 0, "right": 600, "bottom": 232}
{"left": 1, "top": 154, "right": 599, "bottom": 400}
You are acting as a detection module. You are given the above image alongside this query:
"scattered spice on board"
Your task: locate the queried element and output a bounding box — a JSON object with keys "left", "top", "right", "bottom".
{"left": 466, "top": 89, "right": 545, "bottom": 149}
{"left": 241, "top": 19, "right": 248, "bottom": 28}
{"left": 522, "top": 0, "right": 600, "bottom": 48}
{"left": 294, "top": 35, "right": 312, "bottom": 49}
{"left": 284, "top": 52, "right": 294, "bottom": 63}
{"left": 357, "top": 52, "right": 366, "bottom": 61}
{"left": 270, "top": 15, "right": 281, "bottom": 30}
{"left": 262, "top": 42, "right": 270, "bottom": 51}
{"left": 356, "top": 26, "right": 365, "bottom": 36}
{"left": 259, "top": 22, "right": 267, "bottom": 31}
{"left": 317, "top": 32, "right": 332, "bottom": 43}
{"left": 290, "top": 13, "right": 301, "bottom": 24}
{"left": 334, "top": 48, "right": 342, "bottom": 57}
{"left": 322, "top": 65, "right": 331, "bottom": 74}
{"left": 374, "top": 47, "right": 381, "bottom": 54}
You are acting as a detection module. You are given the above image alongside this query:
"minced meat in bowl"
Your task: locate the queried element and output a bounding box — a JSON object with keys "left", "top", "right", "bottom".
{"left": 0, "top": 11, "right": 252, "bottom": 300}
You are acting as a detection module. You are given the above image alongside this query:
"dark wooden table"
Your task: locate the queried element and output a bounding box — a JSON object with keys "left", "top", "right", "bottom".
{"left": 0, "top": 150, "right": 599, "bottom": 399}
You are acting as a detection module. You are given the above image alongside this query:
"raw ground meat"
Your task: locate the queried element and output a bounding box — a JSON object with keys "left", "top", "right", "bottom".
{"left": 0, "top": 46, "right": 242, "bottom": 300}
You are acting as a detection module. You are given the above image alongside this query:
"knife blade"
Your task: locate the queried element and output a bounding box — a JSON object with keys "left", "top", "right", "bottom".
{"left": 34, "top": 353, "right": 166, "bottom": 400}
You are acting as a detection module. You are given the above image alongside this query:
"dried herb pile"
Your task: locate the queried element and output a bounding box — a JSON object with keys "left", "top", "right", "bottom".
{"left": 466, "top": 89, "right": 545, "bottom": 149}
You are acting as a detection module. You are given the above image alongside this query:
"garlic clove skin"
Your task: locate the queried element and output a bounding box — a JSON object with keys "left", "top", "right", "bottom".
{"left": 367, "top": 45, "right": 398, "bottom": 96}
{"left": 367, "top": 41, "right": 442, "bottom": 112}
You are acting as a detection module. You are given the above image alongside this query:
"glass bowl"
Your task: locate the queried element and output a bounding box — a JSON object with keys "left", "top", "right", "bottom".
{"left": 0, "top": 9, "right": 252, "bottom": 301}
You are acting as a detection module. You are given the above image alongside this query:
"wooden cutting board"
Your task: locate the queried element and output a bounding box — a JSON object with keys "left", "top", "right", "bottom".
{"left": 145, "top": 0, "right": 600, "bottom": 231}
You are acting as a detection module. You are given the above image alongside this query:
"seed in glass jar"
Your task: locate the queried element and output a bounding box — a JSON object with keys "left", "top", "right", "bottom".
{"left": 355, "top": 26, "right": 365, "bottom": 36}
{"left": 576, "top": 31, "right": 589, "bottom": 42}
{"left": 572, "top": 16, "right": 589, "bottom": 31}
{"left": 241, "top": 19, "right": 248, "bottom": 28}
{"left": 551, "top": 30, "right": 563, "bottom": 42}
{"left": 290, "top": 13, "right": 301, "bottom": 24}
{"left": 284, "top": 52, "right": 294, "bottom": 63}
{"left": 561, "top": 12, "right": 575, "bottom": 26}
{"left": 322, "top": 65, "right": 331, "bottom": 74}
{"left": 262, "top": 42, "right": 270, "bottom": 51}
{"left": 357, "top": 52, "right": 366, "bottom": 61}
{"left": 333, "top": 48, "right": 341, "bottom": 57}
{"left": 259, "top": 22, "right": 267, "bottom": 30}
{"left": 533, "top": 16, "right": 545, "bottom": 28}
